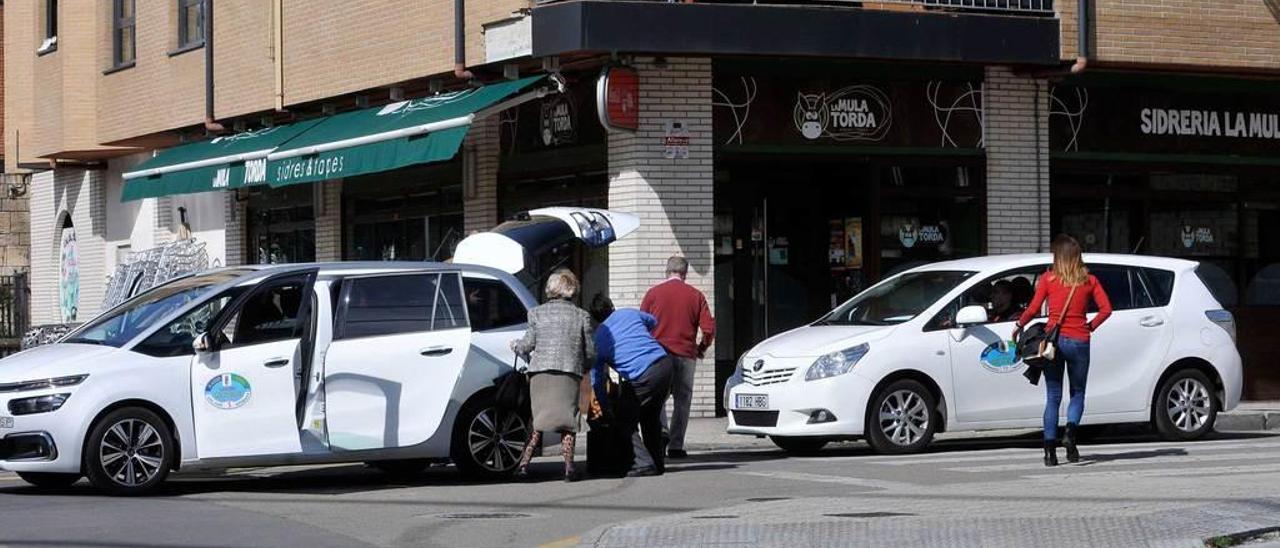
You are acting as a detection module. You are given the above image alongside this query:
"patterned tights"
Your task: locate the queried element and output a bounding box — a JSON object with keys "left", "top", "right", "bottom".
{"left": 517, "top": 431, "right": 576, "bottom": 474}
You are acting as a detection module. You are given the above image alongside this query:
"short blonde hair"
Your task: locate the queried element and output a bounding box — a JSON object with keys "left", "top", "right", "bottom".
{"left": 545, "top": 269, "right": 580, "bottom": 300}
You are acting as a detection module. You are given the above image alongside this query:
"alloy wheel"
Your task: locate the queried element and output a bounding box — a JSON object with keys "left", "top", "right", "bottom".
{"left": 467, "top": 407, "right": 529, "bottom": 473}
{"left": 878, "top": 389, "right": 930, "bottom": 446}
{"left": 1167, "top": 377, "right": 1212, "bottom": 432}
{"left": 99, "top": 418, "right": 165, "bottom": 487}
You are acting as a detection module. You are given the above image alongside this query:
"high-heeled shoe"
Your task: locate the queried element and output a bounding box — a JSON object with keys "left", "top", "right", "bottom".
{"left": 1062, "top": 423, "right": 1080, "bottom": 463}
{"left": 1043, "top": 440, "right": 1059, "bottom": 467}
{"left": 514, "top": 467, "right": 532, "bottom": 481}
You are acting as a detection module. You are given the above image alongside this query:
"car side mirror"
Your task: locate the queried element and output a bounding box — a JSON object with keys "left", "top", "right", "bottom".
{"left": 193, "top": 332, "right": 215, "bottom": 353}
{"left": 955, "top": 305, "right": 989, "bottom": 327}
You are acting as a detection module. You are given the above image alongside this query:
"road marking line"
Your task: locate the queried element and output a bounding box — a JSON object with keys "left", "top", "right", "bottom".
{"left": 1022, "top": 462, "right": 1280, "bottom": 480}
{"left": 538, "top": 536, "right": 580, "bottom": 548}
{"left": 735, "top": 470, "right": 916, "bottom": 491}
{"left": 0, "top": 476, "right": 21, "bottom": 482}
{"left": 949, "top": 450, "right": 1280, "bottom": 473}
{"left": 863, "top": 440, "right": 1280, "bottom": 466}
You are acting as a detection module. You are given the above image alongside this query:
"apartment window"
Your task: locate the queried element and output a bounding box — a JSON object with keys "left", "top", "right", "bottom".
{"left": 38, "top": 0, "right": 58, "bottom": 54}
{"left": 112, "top": 0, "right": 137, "bottom": 68}
{"left": 177, "top": 0, "right": 205, "bottom": 49}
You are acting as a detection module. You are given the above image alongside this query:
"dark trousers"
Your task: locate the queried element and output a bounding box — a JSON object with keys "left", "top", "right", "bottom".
{"left": 621, "top": 355, "right": 676, "bottom": 473}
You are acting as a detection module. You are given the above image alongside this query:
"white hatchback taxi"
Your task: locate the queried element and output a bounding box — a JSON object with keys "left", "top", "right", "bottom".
{"left": 0, "top": 207, "right": 636, "bottom": 494}
{"left": 726, "top": 254, "right": 1243, "bottom": 455}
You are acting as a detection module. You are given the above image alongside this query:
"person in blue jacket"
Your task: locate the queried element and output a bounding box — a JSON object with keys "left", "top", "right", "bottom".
{"left": 592, "top": 300, "right": 676, "bottom": 477}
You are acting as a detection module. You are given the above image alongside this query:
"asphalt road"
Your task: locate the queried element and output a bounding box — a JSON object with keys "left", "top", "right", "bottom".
{"left": 2, "top": 429, "right": 1279, "bottom": 548}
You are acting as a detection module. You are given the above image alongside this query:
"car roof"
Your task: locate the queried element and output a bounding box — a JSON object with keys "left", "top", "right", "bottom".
{"left": 910, "top": 253, "right": 1200, "bottom": 274}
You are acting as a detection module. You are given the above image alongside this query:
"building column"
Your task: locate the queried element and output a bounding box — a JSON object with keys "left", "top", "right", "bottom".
{"left": 608, "top": 57, "right": 717, "bottom": 418}
{"left": 314, "top": 180, "right": 343, "bottom": 262}
{"left": 463, "top": 115, "right": 501, "bottom": 235}
{"left": 224, "top": 192, "right": 246, "bottom": 267}
{"left": 984, "top": 66, "right": 1051, "bottom": 253}
{"left": 29, "top": 169, "right": 107, "bottom": 325}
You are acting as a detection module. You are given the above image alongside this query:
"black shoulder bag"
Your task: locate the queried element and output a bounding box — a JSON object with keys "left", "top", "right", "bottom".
{"left": 1017, "top": 285, "right": 1078, "bottom": 385}
{"left": 494, "top": 357, "right": 530, "bottom": 411}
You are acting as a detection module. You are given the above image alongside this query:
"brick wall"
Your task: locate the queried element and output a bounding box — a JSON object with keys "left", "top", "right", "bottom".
{"left": 607, "top": 57, "right": 717, "bottom": 417}
{"left": 224, "top": 192, "right": 246, "bottom": 267}
{"left": 1, "top": 2, "right": 6, "bottom": 154}
{"left": 29, "top": 169, "right": 108, "bottom": 326}
{"left": 984, "top": 66, "right": 1050, "bottom": 254}
{"left": 0, "top": 192, "right": 30, "bottom": 274}
{"left": 463, "top": 115, "right": 500, "bottom": 234}
{"left": 314, "top": 180, "right": 343, "bottom": 262}
{"left": 1060, "top": 0, "right": 1280, "bottom": 70}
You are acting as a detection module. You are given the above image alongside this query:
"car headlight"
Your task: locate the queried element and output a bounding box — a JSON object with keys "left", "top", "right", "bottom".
{"left": 723, "top": 356, "right": 746, "bottom": 403}
{"left": 8, "top": 393, "right": 72, "bottom": 415}
{"left": 805, "top": 344, "right": 869, "bottom": 381}
{"left": 0, "top": 374, "right": 89, "bottom": 393}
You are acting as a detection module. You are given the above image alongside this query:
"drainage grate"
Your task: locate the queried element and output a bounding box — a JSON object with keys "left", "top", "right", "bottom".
{"left": 435, "top": 512, "right": 533, "bottom": 520}
{"left": 824, "top": 512, "right": 915, "bottom": 519}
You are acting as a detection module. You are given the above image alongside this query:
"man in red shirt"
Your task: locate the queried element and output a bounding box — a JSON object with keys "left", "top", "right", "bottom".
{"left": 640, "top": 256, "right": 716, "bottom": 459}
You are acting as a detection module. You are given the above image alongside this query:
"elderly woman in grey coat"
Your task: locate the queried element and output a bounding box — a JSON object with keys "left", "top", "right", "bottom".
{"left": 510, "top": 269, "right": 596, "bottom": 481}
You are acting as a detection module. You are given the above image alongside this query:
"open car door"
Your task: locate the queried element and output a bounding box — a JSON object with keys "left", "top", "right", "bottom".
{"left": 452, "top": 207, "right": 640, "bottom": 288}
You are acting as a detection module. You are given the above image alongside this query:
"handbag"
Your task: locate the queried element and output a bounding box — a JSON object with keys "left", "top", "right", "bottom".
{"left": 494, "top": 357, "right": 530, "bottom": 411}
{"left": 1018, "top": 284, "right": 1078, "bottom": 383}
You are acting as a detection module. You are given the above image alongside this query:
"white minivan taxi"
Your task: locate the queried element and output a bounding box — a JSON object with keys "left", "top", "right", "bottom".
{"left": 0, "top": 207, "right": 636, "bottom": 494}
{"left": 726, "top": 254, "right": 1243, "bottom": 455}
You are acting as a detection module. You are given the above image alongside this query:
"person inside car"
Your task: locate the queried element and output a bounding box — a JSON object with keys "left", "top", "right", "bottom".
{"left": 988, "top": 280, "right": 1024, "bottom": 323}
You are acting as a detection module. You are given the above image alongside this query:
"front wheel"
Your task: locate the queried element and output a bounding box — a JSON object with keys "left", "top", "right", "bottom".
{"left": 84, "top": 407, "right": 175, "bottom": 496}
{"left": 1153, "top": 369, "right": 1217, "bottom": 441}
{"left": 865, "top": 379, "right": 938, "bottom": 454}
{"left": 17, "top": 472, "right": 81, "bottom": 489}
{"left": 451, "top": 394, "right": 531, "bottom": 479}
{"left": 770, "top": 436, "right": 829, "bottom": 455}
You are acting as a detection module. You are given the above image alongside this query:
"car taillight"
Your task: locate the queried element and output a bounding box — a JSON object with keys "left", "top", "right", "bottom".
{"left": 1205, "top": 309, "right": 1236, "bottom": 343}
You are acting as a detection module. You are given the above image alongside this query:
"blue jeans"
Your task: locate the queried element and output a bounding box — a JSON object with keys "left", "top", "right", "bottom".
{"left": 1043, "top": 336, "right": 1091, "bottom": 441}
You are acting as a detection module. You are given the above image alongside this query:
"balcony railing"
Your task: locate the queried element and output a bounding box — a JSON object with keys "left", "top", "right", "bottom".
{"left": 535, "top": 0, "right": 1055, "bottom": 15}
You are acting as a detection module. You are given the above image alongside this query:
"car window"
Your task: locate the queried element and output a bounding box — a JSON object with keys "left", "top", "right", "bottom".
{"left": 62, "top": 270, "right": 251, "bottom": 348}
{"left": 463, "top": 277, "right": 527, "bottom": 331}
{"left": 222, "top": 279, "right": 308, "bottom": 348}
{"left": 432, "top": 273, "right": 469, "bottom": 330}
{"left": 1090, "top": 265, "right": 1157, "bottom": 311}
{"left": 928, "top": 266, "right": 1045, "bottom": 330}
{"left": 817, "top": 270, "right": 974, "bottom": 326}
{"left": 339, "top": 274, "right": 440, "bottom": 339}
{"left": 1140, "top": 267, "right": 1175, "bottom": 307}
{"left": 133, "top": 289, "right": 245, "bottom": 357}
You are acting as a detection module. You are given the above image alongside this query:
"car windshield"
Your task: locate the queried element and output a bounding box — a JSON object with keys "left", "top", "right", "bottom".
{"left": 817, "top": 270, "right": 975, "bottom": 326}
{"left": 63, "top": 270, "right": 252, "bottom": 348}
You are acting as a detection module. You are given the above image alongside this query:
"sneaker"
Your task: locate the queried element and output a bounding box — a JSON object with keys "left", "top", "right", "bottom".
{"left": 667, "top": 449, "right": 688, "bottom": 459}
{"left": 625, "top": 466, "right": 660, "bottom": 478}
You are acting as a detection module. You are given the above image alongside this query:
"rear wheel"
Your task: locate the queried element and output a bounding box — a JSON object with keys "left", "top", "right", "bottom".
{"left": 451, "top": 394, "right": 530, "bottom": 479}
{"left": 84, "top": 407, "right": 175, "bottom": 496}
{"left": 865, "top": 379, "right": 938, "bottom": 454}
{"left": 770, "top": 436, "right": 829, "bottom": 455}
{"left": 17, "top": 472, "right": 81, "bottom": 489}
{"left": 1153, "top": 369, "right": 1217, "bottom": 441}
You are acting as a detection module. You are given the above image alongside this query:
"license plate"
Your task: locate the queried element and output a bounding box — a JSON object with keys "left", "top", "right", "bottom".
{"left": 735, "top": 394, "right": 769, "bottom": 410}
{"left": 0, "top": 416, "right": 12, "bottom": 429}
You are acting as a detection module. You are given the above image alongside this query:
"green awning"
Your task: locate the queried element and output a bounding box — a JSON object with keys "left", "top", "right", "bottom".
{"left": 267, "top": 75, "right": 547, "bottom": 187}
{"left": 121, "top": 119, "right": 324, "bottom": 201}
{"left": 120, "top": 75, "right": 552, "bottom": 200}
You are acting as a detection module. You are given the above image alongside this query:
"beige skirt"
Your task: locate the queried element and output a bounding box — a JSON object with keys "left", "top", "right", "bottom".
{"left": 529, "top": 371, "right": 581, "bottom": 433}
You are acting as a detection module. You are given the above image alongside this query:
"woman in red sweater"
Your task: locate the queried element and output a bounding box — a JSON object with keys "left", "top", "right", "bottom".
{"left": 1014, "top": 235, "right": 1113, "bottom": 466}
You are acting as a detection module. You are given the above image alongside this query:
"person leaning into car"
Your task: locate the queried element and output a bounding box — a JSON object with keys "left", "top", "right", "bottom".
{"left": 510, "top": 269, "right": 596, "bottom": 482}
{"left": 1013, "top": 234, "right": 1113, "bottom": 467}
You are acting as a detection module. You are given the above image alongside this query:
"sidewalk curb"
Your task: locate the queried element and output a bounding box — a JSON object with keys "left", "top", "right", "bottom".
{"left": 1217, "top": 410, "right": 1280, "bottom": 432}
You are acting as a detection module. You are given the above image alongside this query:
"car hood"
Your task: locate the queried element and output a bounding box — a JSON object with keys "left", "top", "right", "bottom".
{"left": 0, "top": 343, "right": 120, "bottom": 383}
{"left": 747, "top": 324, "right": 897, "bottom": 359}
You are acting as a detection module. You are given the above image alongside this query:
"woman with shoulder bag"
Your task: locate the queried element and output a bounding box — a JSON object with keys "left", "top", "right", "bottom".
{"left": 1013, "top": 235, "right": 1113, "bottom": 466}
{"left": 509, "top": 269, "right": 596, "bottom": 482}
